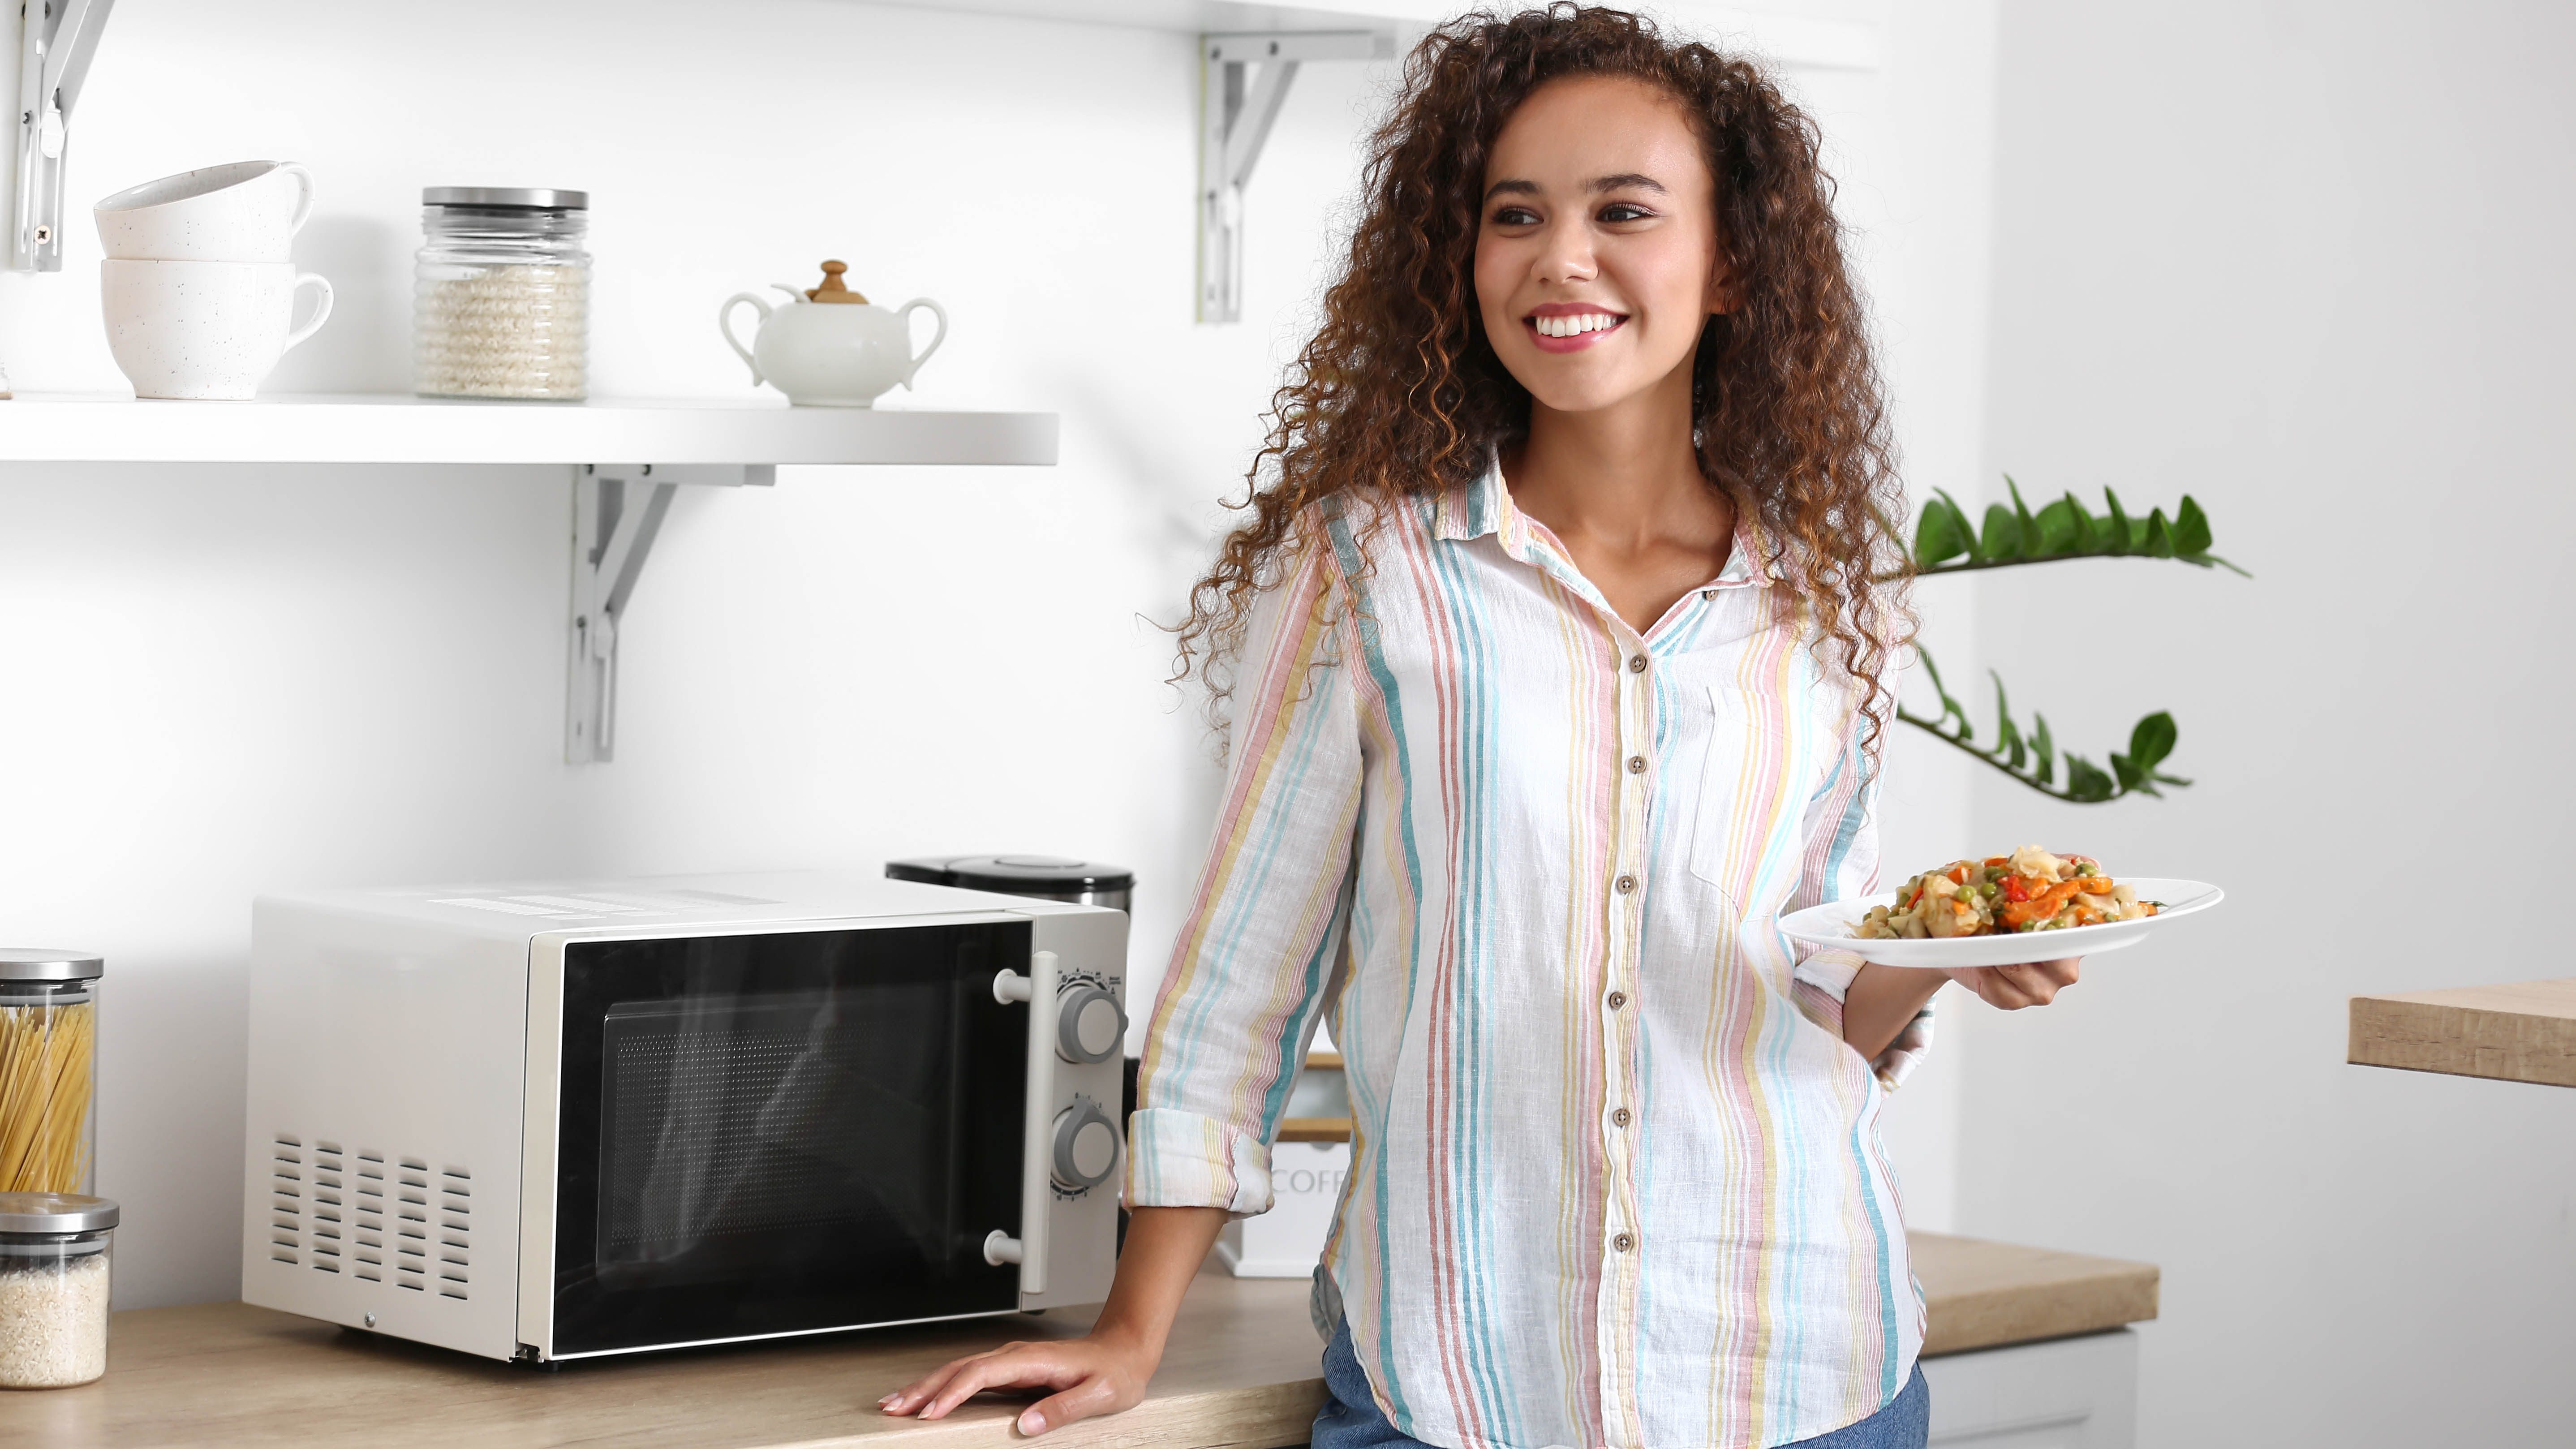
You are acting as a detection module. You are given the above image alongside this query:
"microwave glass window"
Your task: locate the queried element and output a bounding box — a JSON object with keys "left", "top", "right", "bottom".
{"left": 552, "top": 923, "right": 1028, "bottom": 1355}
{"left": 598, "top": 987, "right": 951, "bottom": 1282}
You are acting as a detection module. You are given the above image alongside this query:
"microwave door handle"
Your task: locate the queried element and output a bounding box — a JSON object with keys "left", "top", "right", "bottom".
{"left": 984, "top": 950, "right": 1059, "bottom": 1295}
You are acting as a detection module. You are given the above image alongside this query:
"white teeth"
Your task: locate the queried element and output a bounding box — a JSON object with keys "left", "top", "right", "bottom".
{"left": 1535, "top": 313, "right": 1617, "bottom": 337}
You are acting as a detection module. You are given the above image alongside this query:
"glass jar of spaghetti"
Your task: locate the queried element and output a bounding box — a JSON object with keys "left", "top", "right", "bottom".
{"left": 0, "top": 950, "right": 102, "bottom": 1195}
{"left": 0, "top": 1193, "right": 115, "bottom": 1388}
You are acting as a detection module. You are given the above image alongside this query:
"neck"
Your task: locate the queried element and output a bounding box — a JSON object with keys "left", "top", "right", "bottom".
{"left": 1506, "top": 358, "right": 1712, "bottom": 545}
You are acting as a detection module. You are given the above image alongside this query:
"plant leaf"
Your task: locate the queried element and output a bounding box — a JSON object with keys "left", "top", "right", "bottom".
{"left": 2064, "top": 755, "right": 2116, "bottom": 802}
{"left": 2143, "top": 509, "right": 2175, "bottom": 558}
{"left": 1979, "top": 503, "right": 2023, "bottom": 560}
{"left": 2034, "top": 496, "right": 2081, "bottom": 555}
{"left": 2060, "top": 492, "right": 2099, "bottom": 553}
{"left": 1914, "top": 496, "right": 1970, "bottom": 568}
{"left": 2127, "top": 711, "right": 2178, "bottom": 771}
{"left": 1991, "top": 671, "right": 2026, "bottom": 768}
{"left": 2172, "top": 495, "right": 2214, "bottom": 555}
{"left": 2103, "top": 487, "right": 2135, "bottom": 554}
{"left": 2006, "top": 477, "right": 2042, "bottom": 558}
{"left": 2031, "top": 712, "right": 2056, "bottom": 786}
{"left": 1916, "top": 644, "right": 1972, "bottom": 740}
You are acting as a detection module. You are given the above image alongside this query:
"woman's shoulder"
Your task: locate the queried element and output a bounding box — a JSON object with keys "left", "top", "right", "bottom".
{"left": 1279, "top": 486, "right": 1447, "bottom": 585}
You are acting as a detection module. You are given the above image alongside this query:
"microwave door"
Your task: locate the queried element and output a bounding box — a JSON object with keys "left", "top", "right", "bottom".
{"left": 547, "top": 920, "right": 1030, "bottom": 1357}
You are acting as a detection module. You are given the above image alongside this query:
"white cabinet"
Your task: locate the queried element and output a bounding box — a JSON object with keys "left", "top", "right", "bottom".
{"left": 1922, "top": 1330, "right": 2139, "bottom": 1449}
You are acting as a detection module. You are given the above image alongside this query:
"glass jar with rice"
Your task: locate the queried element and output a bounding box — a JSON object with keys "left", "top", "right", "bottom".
{"left": 0, "top": 1193, "right": 116, "bottom": 1389}
{"left": 414, "top": 187, "right": 590, "bottom": 400}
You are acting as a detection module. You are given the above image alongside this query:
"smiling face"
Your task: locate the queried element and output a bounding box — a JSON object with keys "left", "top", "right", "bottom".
{"left": 1474, "top": 74, "right": 1729, "bottom": 415}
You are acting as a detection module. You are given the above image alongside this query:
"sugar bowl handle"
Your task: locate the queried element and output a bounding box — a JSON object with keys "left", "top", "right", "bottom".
{"left": 898, "top": 298, "right": 948, "bottom": 390}
{"left": 718, "top": 292, "right": 775, "bottom": 386}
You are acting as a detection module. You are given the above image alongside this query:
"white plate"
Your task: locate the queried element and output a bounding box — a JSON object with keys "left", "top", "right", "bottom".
{"left": 1779, "top": 877, "right": 2224, "bottom": 968}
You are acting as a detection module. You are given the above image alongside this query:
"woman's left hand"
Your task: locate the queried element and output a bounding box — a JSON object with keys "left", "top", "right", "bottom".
{"left": 1942, "top": 958, "right": 2080, "bottom": 1009}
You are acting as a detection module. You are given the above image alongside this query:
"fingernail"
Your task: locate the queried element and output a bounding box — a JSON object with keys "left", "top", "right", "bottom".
{"left": 1019, "top": 1410, "right": 1047, "bottom": 1436}
{"left": 879, "top": 1394, "right": 900, "bottom": 1409}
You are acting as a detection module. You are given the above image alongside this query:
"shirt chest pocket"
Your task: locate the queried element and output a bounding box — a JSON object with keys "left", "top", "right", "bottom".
{"left": 1687, "top": 682, "right": 1825, "bottom": 910}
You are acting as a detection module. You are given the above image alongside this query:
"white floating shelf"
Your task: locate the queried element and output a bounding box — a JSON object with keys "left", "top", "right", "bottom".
{"left": 0, "top": 393, "right": 1059, "bottom": 467}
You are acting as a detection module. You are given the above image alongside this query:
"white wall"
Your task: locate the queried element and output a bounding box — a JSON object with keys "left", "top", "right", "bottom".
{"left": 0, "top": 0, "right": 2000, "bottom": 1311}
{"left": 0, "top": 0, "right": 1396, "bottom": 1308}
{"left": 1958, "top": 2, "right": 2576, "bottom": 1445}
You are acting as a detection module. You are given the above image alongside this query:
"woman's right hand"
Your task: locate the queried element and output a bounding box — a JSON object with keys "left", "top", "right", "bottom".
{"left": 878, "top": 1205, "right": 1229, "bottom": 1436}
{"left": 881, "top": 1327, "right": 1159, "bottom": 1436}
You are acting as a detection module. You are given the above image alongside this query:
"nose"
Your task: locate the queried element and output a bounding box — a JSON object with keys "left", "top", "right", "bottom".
{"left": 1533, "top": 212, "right": 1597, "bottom": 285}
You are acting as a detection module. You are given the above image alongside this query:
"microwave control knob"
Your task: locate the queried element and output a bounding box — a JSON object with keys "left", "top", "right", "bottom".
{"left": 1056, "top": 985, "right": 1127, "bottom": 1065}
{"left": 1051, "top": 1101, "right": 1120, "bottom": 1191}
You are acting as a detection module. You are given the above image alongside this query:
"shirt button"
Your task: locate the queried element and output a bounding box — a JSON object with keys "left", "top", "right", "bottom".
{"left": 1701, "top": 589, "right": 1716, "bottom": 600}
{"left": 1612, "top": 1107, "right": 1632, "bottom": 1128}
{"left": 1607, "top": 990, "right": 1627, "bottom": 1010}
{"left": 1626, "top": 755, "right": 1646, "bottom": 774}
{"left": 1627, "top": 654, "right": 1647, "bottom": 674}
{"left": 1614, "top": 874, "right": 1637, "bottom": 894}
{"left": 1613, "top": 1232, "right": 1636, "bottom": 1253}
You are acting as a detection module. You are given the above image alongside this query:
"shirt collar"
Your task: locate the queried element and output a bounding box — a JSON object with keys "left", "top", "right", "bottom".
{"left": 1434, "top": 451, "right": 1770, "bottom": 592}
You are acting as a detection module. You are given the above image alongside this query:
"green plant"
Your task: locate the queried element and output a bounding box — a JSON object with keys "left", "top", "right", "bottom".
{"left": 1896, "top": 479, "right": 2242, "bottom": 803}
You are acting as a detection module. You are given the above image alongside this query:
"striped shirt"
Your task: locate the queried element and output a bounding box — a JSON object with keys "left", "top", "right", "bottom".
{"left": 1128, "top": 458, "right": 1929, "bottom": 1449}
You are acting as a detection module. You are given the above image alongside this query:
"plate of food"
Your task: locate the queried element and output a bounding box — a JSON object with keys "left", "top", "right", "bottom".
{"left": 1778, "top": 844, "right": 2222, "bottom": 968}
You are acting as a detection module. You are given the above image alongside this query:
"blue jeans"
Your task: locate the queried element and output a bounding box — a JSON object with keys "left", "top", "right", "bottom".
{"left": 1311, "top": 1316, "right": 1930, "bottom": 1449}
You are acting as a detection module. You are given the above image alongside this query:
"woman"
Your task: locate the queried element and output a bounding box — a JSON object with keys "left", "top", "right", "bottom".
{"left": 886, "top": 9, "right": 2077, "bottom": 1446}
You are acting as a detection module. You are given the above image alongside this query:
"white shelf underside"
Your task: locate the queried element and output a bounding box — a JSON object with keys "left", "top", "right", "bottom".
{"left": 0, "top": 394, "right": 1059, "bottom": 466}
{"left": 895, "top": 0, "right": 1882, "bottom": 72}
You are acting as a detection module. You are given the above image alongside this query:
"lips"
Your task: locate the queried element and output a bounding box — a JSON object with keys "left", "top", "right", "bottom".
{"left": 1522, "top": 307, "right": 1627, "bottom": 353}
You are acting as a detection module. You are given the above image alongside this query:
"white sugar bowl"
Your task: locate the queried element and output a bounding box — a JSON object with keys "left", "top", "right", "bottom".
{"left": 718, "top": 260, "right": 947, "bottom": 407}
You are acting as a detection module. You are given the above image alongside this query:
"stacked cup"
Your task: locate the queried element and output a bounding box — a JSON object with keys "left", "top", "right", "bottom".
{"left": 93, "top": 161, "right": 333, "bottom": 400}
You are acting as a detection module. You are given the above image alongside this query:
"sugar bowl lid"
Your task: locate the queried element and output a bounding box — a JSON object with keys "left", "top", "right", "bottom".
{"left": 0, "top": 948, "right": 103, "bottom": 983}
{"left": 805, "top": 259, "right": 870, "bottom": 304}
{"left": 0, "top": 1192, "right": 119, "bottom": 1234}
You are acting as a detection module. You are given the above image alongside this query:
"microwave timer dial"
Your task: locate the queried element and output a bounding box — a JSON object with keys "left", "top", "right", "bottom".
{"left": 1055, "top": 979, "right": 1126, "bottom": 1064}
{"left": 1051, "top": 1095, "right": 1120, "bottom": 1192}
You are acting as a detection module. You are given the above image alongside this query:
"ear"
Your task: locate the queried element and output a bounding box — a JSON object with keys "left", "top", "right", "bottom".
{"left": 1705, "top": 242, "right": 1739, "bottom": 317}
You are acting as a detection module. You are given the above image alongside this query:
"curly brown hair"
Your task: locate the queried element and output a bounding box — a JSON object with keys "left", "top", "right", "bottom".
{"left": 1178, "top": 3, "right": 1912, "bottom": 752}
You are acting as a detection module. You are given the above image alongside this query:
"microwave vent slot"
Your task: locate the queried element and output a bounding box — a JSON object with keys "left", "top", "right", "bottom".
{"left": 268, "top": 1136, "right": 468, "bottom": 1297}
{"left": 268, "top": 1133, "right": 305, "bottom": 1262}
{"left": 267, "top": 1135, "right": 473, "bottom": 1290}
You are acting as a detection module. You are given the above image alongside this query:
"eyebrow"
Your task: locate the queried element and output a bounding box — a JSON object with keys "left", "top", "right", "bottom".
{"left": 1482, "top": 172, "right": 1669, "bottom": 201}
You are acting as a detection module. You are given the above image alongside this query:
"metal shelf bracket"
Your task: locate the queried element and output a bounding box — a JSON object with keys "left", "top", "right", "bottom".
{"left": 7, "top": 0, "right": 116, "bottom": 273}
{"left": 1197, "top": 29, "right": 1389, "bottom": 325}
{"left": 566, "top": 463, "right": 774, "bottom": 764}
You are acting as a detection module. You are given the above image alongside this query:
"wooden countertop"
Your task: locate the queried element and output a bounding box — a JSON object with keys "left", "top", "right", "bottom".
{"left": 1909, "top": 1231, "right": 2157, "bottom": 1356}
{"left": 8, "top": 1234, "right": 2155, "bottom": 1448}
{"left": 2348, "top": 977, "right": 2576, "bottom": 1087}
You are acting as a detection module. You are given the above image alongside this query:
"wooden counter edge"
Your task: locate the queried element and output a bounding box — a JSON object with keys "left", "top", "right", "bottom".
{"left": 1912, "top": 1233, "right": 2159, "bottom": 1359}
{"left": 779, "top": 1382, "right": 1327, "bottom": 1449}
{"left": 2348, "top": 977, "right": 2576, "bottom": 1088}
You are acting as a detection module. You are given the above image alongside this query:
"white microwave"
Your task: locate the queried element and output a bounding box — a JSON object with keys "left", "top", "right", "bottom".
{"left": 241, "top": 871, "right": 1127, "bottom": 1364}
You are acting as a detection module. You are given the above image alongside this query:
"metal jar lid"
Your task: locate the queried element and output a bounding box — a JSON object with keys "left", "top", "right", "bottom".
{"left": 0, "top": 949, "right": 103, "bottom": 983}
{"left": 422, "top": 186, "right": 587, "bottom": 210}
{"left": 942, "top": 855, "right": 1135, "bottom": 894}
{"left": 0, "top": 1192, "right": 119, "bottom": 1234}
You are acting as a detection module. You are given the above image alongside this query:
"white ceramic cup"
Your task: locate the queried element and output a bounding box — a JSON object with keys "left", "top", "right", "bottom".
{"left": 102, "top": 259, "right": 333, "bottom": 400}
{"left": 93, "top": 160, "right": 314, "bottom": 263}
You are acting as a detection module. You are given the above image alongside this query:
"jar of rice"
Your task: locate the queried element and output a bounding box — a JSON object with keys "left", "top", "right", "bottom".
{"left": 414, "top": 187, "right": 590, "bottom": 400}
{"left": 0, "top": 1193, "right": 116, "bottom": 1389}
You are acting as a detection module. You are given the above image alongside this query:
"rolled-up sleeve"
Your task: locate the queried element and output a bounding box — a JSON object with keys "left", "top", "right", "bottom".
{"left": 1787, "top": 707, "right": 1933, "bottom": 1088}
{"left": 1126, "top": 537, "right": 1362, "bottom": 1217}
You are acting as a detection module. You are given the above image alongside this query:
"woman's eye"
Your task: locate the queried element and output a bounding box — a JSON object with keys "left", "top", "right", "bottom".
{"left": 1599, "top": 203, "right": 1654, "bottom": 223}
{"left": 1491, "top": 206, "right": 1540, "bottom": 226}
